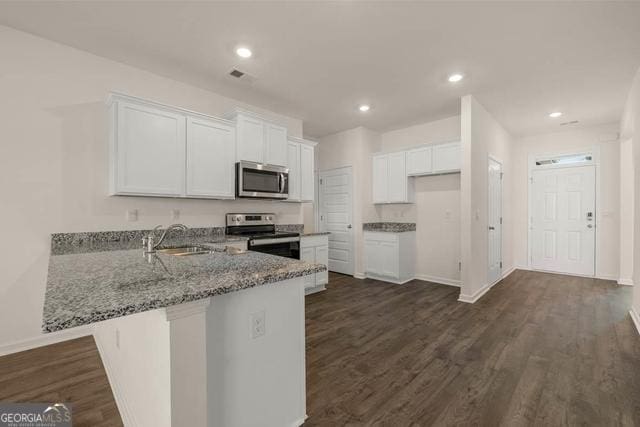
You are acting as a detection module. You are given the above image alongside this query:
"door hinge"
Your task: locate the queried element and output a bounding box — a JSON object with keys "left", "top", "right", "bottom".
{"left": 459, "top": 261, "right": 462, "bottom": 272}
{"left": 500, "top": 172, "right": 504, "bottom": 180}
{"left": 500, "top": 261, "right": 503, "bottom": 268}
{"left": 319, "top": 178, "right": 323, "bottom": 185}
{"left": 500, "top": 217, "right": 503, "bottom": 225}
{"left": 529, "top": 177, "right": 533, "bottom": 184}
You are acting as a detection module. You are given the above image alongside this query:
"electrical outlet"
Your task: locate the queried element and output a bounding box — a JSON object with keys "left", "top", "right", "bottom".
{"left": 171, "top": 209, "right": 180, "bottom": 221}
{"left": 445, "top": 210, "right": 451, "bottom": 220}
{"left": 250, "top": 310, "right": 266, "bottom": 339}
{"left": 126, "top": 209, "right": 138, "bottom": 222}
{"left": 115, "top": 328, "right": 120, "bottom": 350}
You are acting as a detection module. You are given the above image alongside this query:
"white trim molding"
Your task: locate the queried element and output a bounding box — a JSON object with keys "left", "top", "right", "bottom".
{"left": 354, "top": 272, "right": 366, "bottom": 280}
{"left": 415, "top": 274, "right": 461, "bottom": 288}
{"left": 458, "top": 267, "right": 516, "bottom": 304}
{"left": 630, "top": 308, "right": 640, "bottom": 336}
{"left": 618, "top": 278, "right": 634, "bottom": 286}
{"left": 0, "top": 325, "right": 94, "bottom": 357}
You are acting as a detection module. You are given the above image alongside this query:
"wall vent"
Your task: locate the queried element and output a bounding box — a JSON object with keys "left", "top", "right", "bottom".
{"left": 560, "top": 120, "right": 579, "bottom": 126}
{"left": 229, "top": 69, "right": 245, "bottom": 78}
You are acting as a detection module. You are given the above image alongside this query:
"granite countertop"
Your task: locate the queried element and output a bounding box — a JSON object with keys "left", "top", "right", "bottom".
{"left": 363, "top": 222, "right": 417, "bottom": 232}
{"left": 43, "top": 242, "right": 325, "bottom": 333}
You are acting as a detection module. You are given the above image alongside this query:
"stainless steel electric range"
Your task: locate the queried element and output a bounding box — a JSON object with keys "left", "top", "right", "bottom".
{"left": 226, "top": 213, "right": 300, "bottom": 259}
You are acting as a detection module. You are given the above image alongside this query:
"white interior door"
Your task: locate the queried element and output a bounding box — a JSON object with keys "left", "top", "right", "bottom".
{"left": 488, "top": 157, "right": 502, "bottom": 285}
{"left": 319, "top": 167, "right": 354, "bottom": 275}
{"left": 531, "top": 165, "right": 595, "bottom": 276}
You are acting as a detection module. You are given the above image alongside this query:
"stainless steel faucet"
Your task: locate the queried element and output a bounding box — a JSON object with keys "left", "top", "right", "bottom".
{"left": 143, "top": 224, "right": 188, "bottom": 253}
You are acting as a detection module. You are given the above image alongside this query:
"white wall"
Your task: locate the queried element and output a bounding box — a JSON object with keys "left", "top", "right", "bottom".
{"left": 317, "top": 127, "right": 380, "bottom": 276}
{"left": 460, "top": 95, "right": 514, "bottom": 301}
{"left": 377, "top": 116, "right": 462, "bottom": 284}
{"left": 621, "top": 67, "right": 640, "bottom": 323}
{"left": 511, "top": 123, "right": 621, "bottom": 280}
{"left": 0, "top": 26, "right": 308, "bottom": 348}
{"left": 620, "top": 137, "right": 635, "bottom": 285}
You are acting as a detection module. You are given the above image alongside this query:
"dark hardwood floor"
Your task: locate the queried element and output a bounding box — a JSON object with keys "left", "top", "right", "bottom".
{"left": 0, "top": 336, "right": 122, "bottom": 426}
{"left": 1, "top": 270, "right": 638, "bottom": 426}
{"left": 305, "top": 270, "right": 640, "bottom": 426}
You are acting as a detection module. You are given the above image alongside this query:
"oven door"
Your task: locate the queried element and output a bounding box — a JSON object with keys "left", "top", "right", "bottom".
{"left": 249, "top": 237, "right": 300, "bottom": 259}
{"left": 237, "top": 161, "right": 289, "bottom": 199}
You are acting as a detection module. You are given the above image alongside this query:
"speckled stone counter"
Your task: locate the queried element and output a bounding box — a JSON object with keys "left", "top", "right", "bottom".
{"left": 275, "top": 224, "right": 304, "bottom": 233}
{"left": 44, "top": 236, "right": 325, "bottom": 332}
{"left": 363, "top": 222, "right": 416, "bottom": 232}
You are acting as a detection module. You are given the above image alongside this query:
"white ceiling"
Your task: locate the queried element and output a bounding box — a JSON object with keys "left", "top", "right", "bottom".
{"left": 1, "top": 1, "right": 640, "bottom": 138}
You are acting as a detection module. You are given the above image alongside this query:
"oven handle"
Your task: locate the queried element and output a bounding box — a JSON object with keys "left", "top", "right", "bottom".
{"left": 250, "top": 237, "right": 300, "bottom": 246}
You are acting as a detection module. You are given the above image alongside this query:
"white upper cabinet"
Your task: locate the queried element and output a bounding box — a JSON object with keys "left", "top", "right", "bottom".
{"left": 265, "top": 123, "right": 288, "bottom": 167}
{"left": 372, "top": 154, "right": 389, "bottom": 203}
{"left": 432, "top": 141, "right": 461, "bottom": 173}
{"left": 287, "top": 141, "right": 301, "bottom": 201}
{"left": 186, "top": 116, "right": 236, "bottom": 199}
{"left": 109, "top": 92, "right": 236, "bottom": 199}
{"left": 231, "top": 110, "right": 288, "bottom": 167}
{"left": 387, "top": 152, "right": 408, "bottom": 203}
{"left": 372, "top": 152, "right": 413, "bottom": 204}
{"left": 287, "top": 137, "right": 316, "bottom": 202}
{"left": 407, "top": 146, "right": 433, "bottom": 176}
{"left": 300, "top": 143, "right": 315, "bottom": 201}
{"left": 111, "top": 99, "right": 186, "bottom": 196}
{"left": 235, "top": 114, "right": 265, "bottom": 164}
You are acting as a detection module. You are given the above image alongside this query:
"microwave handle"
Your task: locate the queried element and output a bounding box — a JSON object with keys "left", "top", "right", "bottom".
{"left": 279, "top": 173, "right": 285, "bottom": 193}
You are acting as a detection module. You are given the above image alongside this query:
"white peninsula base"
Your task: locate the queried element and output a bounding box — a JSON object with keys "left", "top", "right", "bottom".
{"left": 93, "top": 277, "right": 306, "bottom": 427}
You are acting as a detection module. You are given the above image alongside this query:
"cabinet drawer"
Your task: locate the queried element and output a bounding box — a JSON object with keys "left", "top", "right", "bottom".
{"left": 364, "top": 232, "right": 398, "bottom": 243}
{"left": 300, "top": 235, "right": 328, "bottom": 248}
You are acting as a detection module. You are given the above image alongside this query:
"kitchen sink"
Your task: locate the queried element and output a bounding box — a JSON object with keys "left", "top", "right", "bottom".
{"left": 156, "top": 246, "right": 212, "bottom": 256}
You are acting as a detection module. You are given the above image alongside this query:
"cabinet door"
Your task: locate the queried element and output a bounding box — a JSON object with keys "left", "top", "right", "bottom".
{"left": 387, "top": 152, "right": 407, "bottom": 202}
{"left": 380, "top": 241, "right": 399, "bottom": 279}
{"left": 315, "top": 245, "right": 329, "bottom": 286}
{"left": 364, "top": 239, "right": 380, "bottom": 275}
{"left": 300, "top": 247, "right": 316, "bottom": 289}
{"left": 300, "top": 143, "right": 315, "bottom": 202}
{"left": 265, "top": 123, "right": 288, "bottom": 167}
{"left": 236, "top": 115, "right": 264, "bottom": 163}
{"left": 432, "top": 141, "right": 461, "bottom": 173}
{"left": 407, "top": 146, "right": 433, "bottom": 176}
{"left": 372, "top": 154, "right": 388, "bottom": 204}
{"left": 186, "top": 116, "right": 235, "bottom": 198}
{"left": 114, "top": 101, "right": 186, "bottom": 196}
{"left": 287, "top": 141, "right": 301, "bottom": 201}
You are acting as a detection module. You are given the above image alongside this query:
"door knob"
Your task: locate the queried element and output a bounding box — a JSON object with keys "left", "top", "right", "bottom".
{"left": 347, "top": 224, "right": 352, "bottom": 229}
{"left": 488, "top": 226, "right": 495, "bottom": 230}
{"left": 587, "top": 224, "right": 593, "bottom": 228}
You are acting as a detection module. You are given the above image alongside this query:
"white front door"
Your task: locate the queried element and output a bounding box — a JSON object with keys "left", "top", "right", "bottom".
{"left": 488, "top": 157, "right": 502, "bottom": 285}
{"left": 531, "top": 165, "right": 596, "bottom": 276}
{"left": 319, "top": 167, "right": 354, "bottom": 275}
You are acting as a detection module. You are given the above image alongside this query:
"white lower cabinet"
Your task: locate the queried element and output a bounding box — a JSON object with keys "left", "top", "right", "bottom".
{"left": 300, "top": 235, "right": 329, "bottom": 294}
{"left": 364, "top": 231, "right": 415, "bottom": 284}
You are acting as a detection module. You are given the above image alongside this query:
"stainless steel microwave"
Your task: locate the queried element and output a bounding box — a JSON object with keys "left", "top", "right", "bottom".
{"left": 236, "top": 161, "right": 289, "bottom": 199}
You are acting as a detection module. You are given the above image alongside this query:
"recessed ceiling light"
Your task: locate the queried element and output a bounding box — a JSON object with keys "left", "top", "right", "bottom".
{"left": 236, "top": 47, "right": 252, "bottom": 58}
{"left": 549, "top": 111, "right": 563, "bottom": 118}
{"left": 448, "top": 73, "right": 464, "bottom": 83}
{"left": 359, "top": 104, "right": 371, "bottom": 112}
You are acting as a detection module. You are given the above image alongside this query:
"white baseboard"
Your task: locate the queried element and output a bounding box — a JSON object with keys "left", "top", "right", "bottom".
{"left": 94, "top": 331, "right": 138, "bottom": 427}
{"left": 0, "top": 325, "right": 94, "bottom": 357}
{"left": 596, "top": 273, "right": 618, "bottom": 281}
{"left": 457, "top": 267, "right": 514, "bottom": 304}
{"left": 458, "top": 282, "right": 491, "bottom": 304}
{"left": 502, "top": 266, "right": 516, "bottom": 279}
{"left": 630, "top": 308, "right": 640, "bottom": 336}
{"left": 618, "top": 278, "right": 634, "bottom": 286}
{"left": 414, "top": 274, "right": 461, "bottom": 288}
{"left": 364, "top": 273, "right": 413, "bottom": 284}
{"left": 353, "top": 272, "right": 366, "bottom": 280}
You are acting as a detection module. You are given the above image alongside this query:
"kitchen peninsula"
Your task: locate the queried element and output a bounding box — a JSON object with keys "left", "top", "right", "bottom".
{"left": 43, "top": 228, "right": 325, "bottom": 427}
